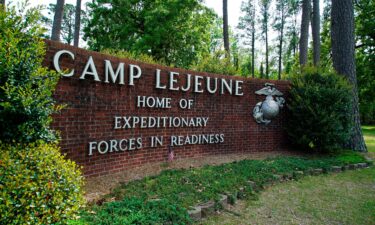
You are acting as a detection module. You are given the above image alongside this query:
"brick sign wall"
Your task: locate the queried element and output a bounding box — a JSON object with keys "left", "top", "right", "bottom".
{"left": 43, "top": 40, "right": 290, "bottom": 177}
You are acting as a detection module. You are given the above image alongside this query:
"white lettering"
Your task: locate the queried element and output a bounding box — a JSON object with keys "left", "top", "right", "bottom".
{"left": 53, "top": 50, "right": 75, "bottom": 77}
{"left": 80, "top": 56, "right": 100, "bottom": 81}
{"left": 105, "top": 60, "right": 125, "bottom": 84}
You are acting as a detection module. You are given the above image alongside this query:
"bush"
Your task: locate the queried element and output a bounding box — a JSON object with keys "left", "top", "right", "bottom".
{"left": 191, "top": 51, "right": 239, "bottom": 76}
{"left": 101, "top": 49, "right": 168, "bottom": 67}
{"left": 286, "top": 68, "right": 353, "bottom": 151}
{"left": 0, "top": 142, "right": 85, "bottom": 225}
{"left": 0, "top": 4, "right": 60, "bottom": 143}
{"left": 81, "top": 197, "right": 191, "bottom": 225}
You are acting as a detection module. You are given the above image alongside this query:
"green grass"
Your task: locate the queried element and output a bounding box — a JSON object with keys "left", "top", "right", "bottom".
{"left": 363, "top": 125, "right": 375, "bottom": 153}
{"left": 75, "top": 151, "right": 368, "bottom": 225}
{"left": 204, "top": 167, "right": 375, "bottom": 225}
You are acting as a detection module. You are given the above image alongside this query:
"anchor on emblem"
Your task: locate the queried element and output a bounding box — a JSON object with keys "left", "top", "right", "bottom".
{"left": 253, "top": 83, "right": 285, "bottom": 125}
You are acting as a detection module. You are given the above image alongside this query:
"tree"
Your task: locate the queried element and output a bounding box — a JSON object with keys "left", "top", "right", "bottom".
{"left": 208, "top": 16, "right": 223, "bottom": 54}
{"left": 355, "top": 0, "right": 375, "bottom": 124}
{"left": 223, "top": 0, "right": 230, "bottom": 58}
{"left": 73, "top": 0, "right": 81, "bottom": 47}
{"left": 46, "top": 3, "right": 76, "bottom": 44}
{"left": 312, "top": 0, "right": 321, "bottom": 66}
{"left": 260, "top": 62, "right": 264, "bottom": 78}
{"left": 51, "top": 0, "right": 64, "bottom": 41}
{"left": 0, "top": 0, "right": 5, "bottom": 6}
{"left": 283, "top": 0, "right": 300, "bottom": 74}
{"left": 320, "top": 0, "right": 332, "bottom": 69}
{"left": 331, "top": 0, "right": 367, "bottom": 151}
{"left": 84, "top": 0, "right": 215, "bottom": 68}
{"left": 274, "top": 0, "right": 288, "bottom": 80}
{"left": 259, "top": 0, "right": 271, "bottom": 78}
{"left": 299, "top": 0, "right": 310, "bottom": 66}
{"left": 238, "top": 0, "right": 256, "bottom": 78}
{"left": 44, "top": 3, "right": 86, "bottom": 45}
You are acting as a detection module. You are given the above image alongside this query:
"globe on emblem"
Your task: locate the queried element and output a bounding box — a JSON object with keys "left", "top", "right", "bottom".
{"left": 261, "top": 96, "right": 280, "bottom": 120}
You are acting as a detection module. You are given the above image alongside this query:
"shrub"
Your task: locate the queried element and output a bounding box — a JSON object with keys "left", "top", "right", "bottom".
{"left": 0, "top": 3, "right": 60, "bottom": 143}
{"left": 0, "top": 142, "right": 85, "bottom": 225}
{"left": 286, "top": 68, "right": 353, "bottom": 151}
{"left": 191, "top": 51, "right": 239, "bottom": 76}
{"left": 81, "top": 197, "right": 191, "bottom": 225}
{"left": 101, "top": 49, "right": 168, "bottom": 67}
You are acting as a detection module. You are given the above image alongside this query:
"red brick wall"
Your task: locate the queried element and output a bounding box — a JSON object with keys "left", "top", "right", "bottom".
{"left": 43, "top": 40, "right": 291, "bottom": 177}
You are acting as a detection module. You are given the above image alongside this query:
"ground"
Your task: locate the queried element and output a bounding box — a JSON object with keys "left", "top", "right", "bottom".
{"left": 84, "top": 151, "right": 305, "bottom": 203}
{"left": 363, "top": 125, "right": 375, "bottom": 158}
{"left": 203, "top": 167, "right": 375, "bottom": 225}
{"left": 202, "top": 125, "right": 375, "bottom": 225}
{"left": 80, "top": 126, "right": 375, "bottom": 224}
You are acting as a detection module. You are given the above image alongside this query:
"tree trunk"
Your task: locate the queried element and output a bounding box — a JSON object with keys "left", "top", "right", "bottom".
{"left": 312, "top": 0, "right": 321, "bottom": 66}
{"left": 299, "top": 0, "right": 310, "bottom": 66}
{"left": 73, "top": 0, "right": 81, "bottom": 47}
{"left": 51, "top": 0, "right": 65, "bottom": 41}
{"left": 223, "top": 0, "right": 230, "bottom": 58}
{"left": 278, "top": 3, "right": 285, "bottom": 80}
{"left": 252, "top": 28, "right": 255, "bottom": 78}
{"left": 331, "top": 0, "right": 367, "bottom": 151}
{"left": 265, "top": 24, "right": 269, "bottom": 79}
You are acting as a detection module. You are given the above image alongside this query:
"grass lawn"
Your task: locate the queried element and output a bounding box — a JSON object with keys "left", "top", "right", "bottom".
{"left": 71, "top": 127, "right": 374, "bottom": 224}
{"left": 363, "top": 125, "right": 375, "bottom": 158}
{"left": 203, "top": 167, "right": 375, "bottom": 225}
{"left": 202, "top": 127, "right": 375, "bottom": 225}
{"left": 75, "top": 151, "right": 369, "bottom": 225}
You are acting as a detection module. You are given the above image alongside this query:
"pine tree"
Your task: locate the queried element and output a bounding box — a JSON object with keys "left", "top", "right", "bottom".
{"left": 312, "top": 0, "right": 321, "bottom": 66}
{"left": 259, "top": 0, "right": 271, "bottom": 78}
{"left": 299, "top": 0, "right": 310, "bottom": 66}
{"left": 51, "top": 0, "right": 65, "bottom": 41}
{"left": 275, "top": 0, "right": 288, "bottom": 79}
{"left": 73, "top": 0, "right": 81, "bottom": 47}
{"left": 331, "top": 0, "right": 367, "bottom": 151}
{"left": 238, "top": 0, "right": 256, "bottom": 78}
{"left": 223, "top": 0, "right": 230, "bottom": 58}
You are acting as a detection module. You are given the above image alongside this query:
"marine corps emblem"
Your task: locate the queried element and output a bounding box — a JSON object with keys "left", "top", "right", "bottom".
{"left": 253, "top": 83, "right": 285, "bottom": 125}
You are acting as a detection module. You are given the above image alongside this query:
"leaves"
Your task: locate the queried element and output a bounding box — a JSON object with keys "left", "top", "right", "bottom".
{"left": 0, "top": 142, "right": 85, "bottom": 225}
{"left": 286, "top": 68, "right": 353, "bottom": 151}
{"left": 83, "top": 0, "right": 215, "bottom": 68}
{"left": 0, "top": 5, "right": 60, "bottom": 143}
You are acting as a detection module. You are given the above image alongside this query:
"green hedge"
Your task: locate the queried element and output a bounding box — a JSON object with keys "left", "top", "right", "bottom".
{"left": 0, "top": 3, "right": 60, "bottom": 143}
{"left": 286, "top": 68, "right": 353, "bottom": 151}
{"left": 0, "top": 142, "right": 85, "bottom": 225}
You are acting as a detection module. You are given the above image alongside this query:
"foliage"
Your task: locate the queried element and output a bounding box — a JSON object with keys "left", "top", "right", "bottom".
{"left": 355, "top": 0, "right": 375, "bottom": 124}
{"left": 238, "top": 0, "right": 256, "bottom": 77}
{"left": 101, "top": 49, "right": 165, "bottom": 66}
{"left": 84, "top": 0, "right": 215, "bottom": 68}
{"left": 81, "top": 197, "right": 191, "bottom": 225}
{"left": 0, "top": 142, "right": 85, "bottom": 225}
{"left": 0, "top": 3, "right": 61, "bottom": 143}
{"left": 43, "top": 3, "right": 87, "bottom": 45}
{"left": 76, "top": 151, "right": 367, "bottom": 224}
{"left": 191, "top": 50, "right": 239, "bottom": 75}
{"left": 286, "top": 68, "right": 353, "bottom": 151}
{"left": 283, "top": 0, "right": 300, "bottom": 75}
